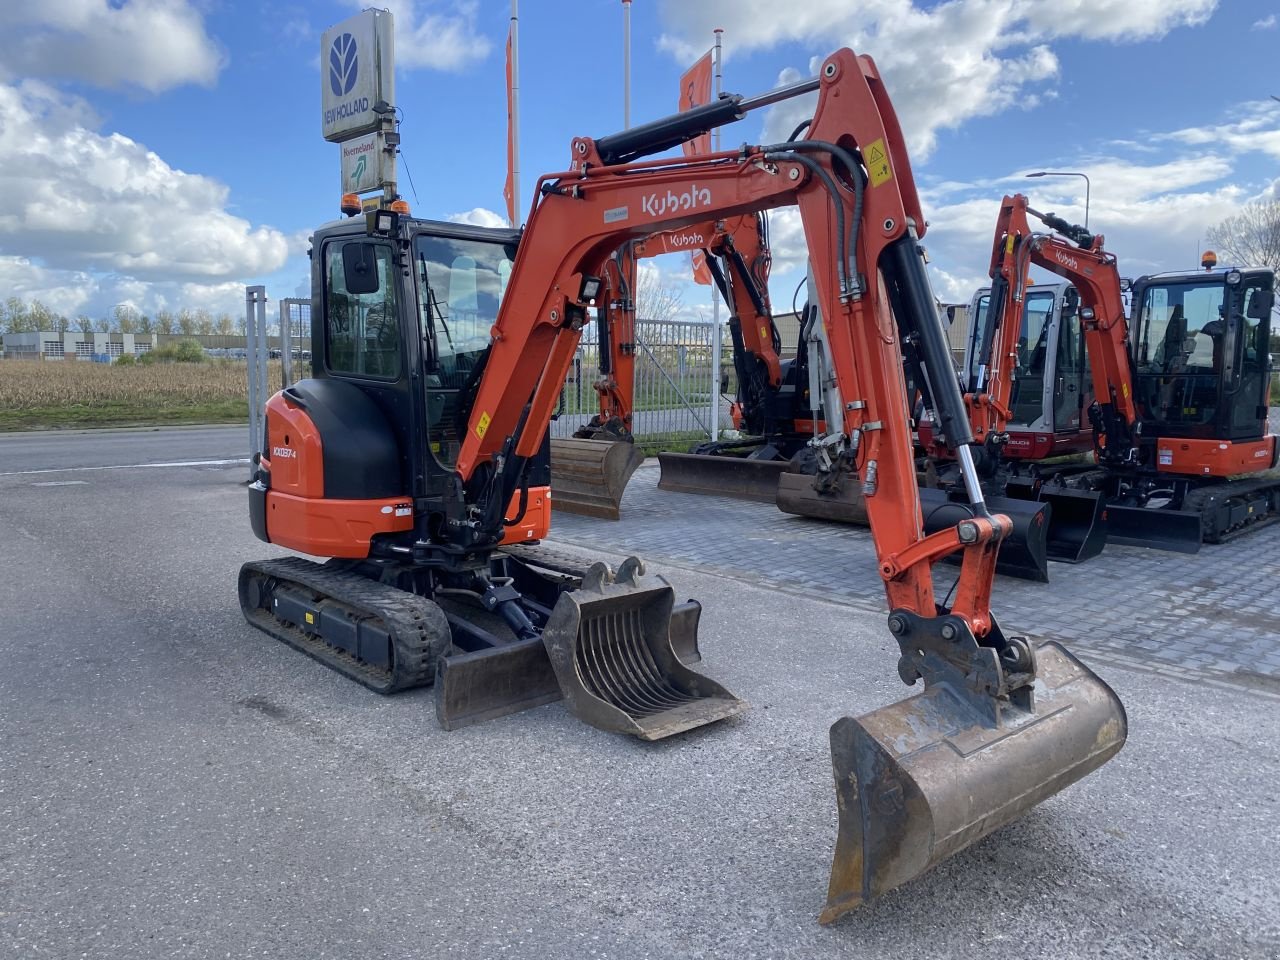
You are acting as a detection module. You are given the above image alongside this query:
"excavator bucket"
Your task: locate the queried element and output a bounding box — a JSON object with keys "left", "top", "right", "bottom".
{"left": 1005, "top": 478, "right": 1108, "bottom": 564}
{"left": 541, "top": 557, "right": 747, "bottom": 740}
{"left": 821, "top": 613, "right": 1127, "bottom": 923}
{"left": 777, "top": 473, "right": 1053, "bottom": 582}
{"left": 549, "top": 438, "right": 644, "bottom": 520}
{"left": 657, "top": 451, "right": 790, "bottom": 502}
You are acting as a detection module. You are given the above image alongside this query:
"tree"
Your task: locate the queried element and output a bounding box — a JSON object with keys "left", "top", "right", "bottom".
{"left": 1207, "top": 198, "right": 1280, "bottom": 271}
{"left": 4, "top": 298, "right": 30, "bottom": 333}
{"left": 634, "top": 264, "right": 686, "bottom": 324}
{"left": 215, "top": 311, "right": 234, "bottom": 336}
{"left": 28, "top": 300, "right": 54, "bottom": 332}
{"left": 177, "top": 308, "right": 196, "bottom": 336}
{"left": 195, "top": 308, "right": 214, "bottom": 336}
{"left": 137, "top": 313, "right": 154, "bottom": 335}
{"left": 114, "top": 304, "right": 139, "bottom": 334}
{"left": 75, "top": 314, "right": 94, "bottom": 334}
{"left": 53, "top": 312, "right": 70, "bottom": 335}
{"left": 155, "top": 309, "right": 175, "bottom": 335}
{"left": 95, "top": 317, "right": 111, "bottom": 333}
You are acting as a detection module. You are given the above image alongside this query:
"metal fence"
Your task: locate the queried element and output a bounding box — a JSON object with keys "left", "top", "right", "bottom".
{"left": 551, "top": 318, "right": 733, "bottom": 453}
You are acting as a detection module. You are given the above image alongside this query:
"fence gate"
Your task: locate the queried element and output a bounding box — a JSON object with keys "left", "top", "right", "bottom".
{"left": 550, "top": 318, "right": 731, "bottom": 454}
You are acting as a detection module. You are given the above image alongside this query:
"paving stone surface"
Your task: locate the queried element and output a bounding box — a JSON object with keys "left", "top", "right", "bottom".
{"left": 550, "top": 461, "right": 1280, "bottom": 694}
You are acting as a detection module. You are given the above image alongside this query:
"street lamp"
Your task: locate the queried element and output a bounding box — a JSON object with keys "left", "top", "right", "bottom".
{"left": 1026, "top": 171, "right": 1091, "bottom": 230}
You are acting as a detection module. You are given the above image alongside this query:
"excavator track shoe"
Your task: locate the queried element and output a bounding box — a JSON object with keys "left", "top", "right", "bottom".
{"left": 239, "top": 557, "right": 451, "bottom": 694}
{"left": 540, "top": 557, "right": 746, "bottom": 740}
{"left": 821, "top": 613, "right": 1126, "bottom": 924}
{"left": 549, "top": 438, "right": 644, "bottom": 520}
{"left": 657, "top": 451, "right": 790, "bottom": 502}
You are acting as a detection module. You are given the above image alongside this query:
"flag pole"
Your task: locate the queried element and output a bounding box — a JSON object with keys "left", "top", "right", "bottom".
{"left": 622, "top": 0, "right": 632, "bottom": 129}
{"left": 509, "top": 0, "right": 521, "bottom": 226}
{"left": 709, "top": 28, "right": 724, "bottom": 442}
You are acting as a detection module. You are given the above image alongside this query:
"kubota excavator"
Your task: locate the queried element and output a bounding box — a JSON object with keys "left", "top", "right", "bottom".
{"left": 949, "top": 195, "right": 1279, "bottom": 553}
{"left": 240, "top": 49, "right": 1126, "bottom": 921}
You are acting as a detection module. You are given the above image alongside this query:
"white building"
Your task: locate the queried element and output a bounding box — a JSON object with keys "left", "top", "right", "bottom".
{"left": 2, "top": 332, "right": 152, "bottom": 361}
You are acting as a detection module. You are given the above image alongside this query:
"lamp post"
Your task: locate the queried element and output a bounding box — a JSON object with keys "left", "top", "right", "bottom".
{"left": 1026, "top": 171, "right": 1091, "bottom": 230}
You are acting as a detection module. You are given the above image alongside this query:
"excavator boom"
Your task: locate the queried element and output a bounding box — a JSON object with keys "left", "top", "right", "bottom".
{"left": 447, "top": 49, "right": 1126, "bottom": 919}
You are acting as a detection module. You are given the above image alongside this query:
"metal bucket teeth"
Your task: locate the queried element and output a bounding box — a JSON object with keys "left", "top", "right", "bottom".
{"left": 549, "top": 438, "right": 644, "bottom": 520}
{"left": 821, "top": 631, "right": 1126, "bottom": 923}
{"left": 657, "top": 452, "right": 790, "bottom": 502}
{"left": 541, "top": 557, "right": 747, "bottom": 740}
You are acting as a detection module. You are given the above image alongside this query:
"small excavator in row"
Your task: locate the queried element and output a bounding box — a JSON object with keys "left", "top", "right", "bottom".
{"left": 240, "top": 49, "right": 1126, "bottom": 922}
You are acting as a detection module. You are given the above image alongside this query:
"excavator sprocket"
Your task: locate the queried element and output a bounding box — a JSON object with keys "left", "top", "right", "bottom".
{"left": 239, "top": 557, "right": 451, "bottom": 694}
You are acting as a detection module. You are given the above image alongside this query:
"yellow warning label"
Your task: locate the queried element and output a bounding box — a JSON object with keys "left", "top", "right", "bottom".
{"left": 1122, "top": 383, "right": 1130, "bottom": 399}
{"left": 864, "top": 139, "right": 892, "bottom": 187}
{"left": 304, "top": 612, "right": 315, "bottom": 625}
{"left": 476, "top": 411, "right": 492, "bottom": 440}
{"left": 759, "top": 325, "right": 769, "bottom": 344}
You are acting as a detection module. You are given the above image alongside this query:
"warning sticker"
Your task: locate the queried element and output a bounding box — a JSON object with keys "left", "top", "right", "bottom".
{"left": 864, "top": 138, "right": 892, "bottom": 187}
{"left": 1158, "top": 448, "right": 1173, "bottom": 466}
{"left": 476, "top": 411, "right": 492, "bottom": 440}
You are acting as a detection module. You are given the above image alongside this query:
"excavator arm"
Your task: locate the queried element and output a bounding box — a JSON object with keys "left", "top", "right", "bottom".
{"left": 988, "top": 194, "right": 1138, "bottom": 462}
{"left": 448, "top": 50, "right": 1124, "bottom": 920}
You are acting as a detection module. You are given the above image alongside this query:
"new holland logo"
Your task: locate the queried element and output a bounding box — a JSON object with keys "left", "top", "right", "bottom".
{"left": 272, "top": 446, "right": 298, "bottom": 459}
{"left": 641, "top": 185, "right": 712, "bottom": 218}
{"left": 329, "top": 33, "right": 358, "bottom": 97}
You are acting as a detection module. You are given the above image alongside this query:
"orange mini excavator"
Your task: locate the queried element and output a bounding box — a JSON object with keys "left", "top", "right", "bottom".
{"left": 949, "top": 195, "right": 1279, "bottom": 553}
{"left": 241, "top": 49, "right": 1126, "bottom": 920}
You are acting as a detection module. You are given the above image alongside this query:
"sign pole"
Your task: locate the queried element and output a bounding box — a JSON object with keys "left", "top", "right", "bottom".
{"left": 708, "top": 28, "right": 723, "bottom": 442}
{"left": 622, "top": 0, "right": 632, "bottom": 129}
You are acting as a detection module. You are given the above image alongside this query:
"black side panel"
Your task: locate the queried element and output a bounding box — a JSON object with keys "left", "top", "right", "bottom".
{"left": 284, "top": 379, "right": 403, "bottom": 500}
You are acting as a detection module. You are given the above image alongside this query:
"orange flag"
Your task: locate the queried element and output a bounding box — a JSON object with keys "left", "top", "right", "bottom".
{"left": 679, "top": 50, "right": 714, "bottom": 284}
{"left": 503, "top": 26, "right": 516, "bottom": 226}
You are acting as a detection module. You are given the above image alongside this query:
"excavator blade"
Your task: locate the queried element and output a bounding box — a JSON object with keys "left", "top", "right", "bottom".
{"left": 1104, "top": 504, "right": 1203, "bottom": 554}
{"left": 541, "top": 557, "right": 747, "bottom": 740}
{"left": 1005, "top": 479, "right": 1108, "bottom": 564}
{"left": 549, "top": 438, "right": 644, "bottom": 520}
{"left": 777, "top": 474, "right": 1053, "bottom": 582}
{"left": 822, "top": 635, "right": 1126, "bottom": 924}
{"left": 656, "top": 451, "right": 790, "bottom": 502}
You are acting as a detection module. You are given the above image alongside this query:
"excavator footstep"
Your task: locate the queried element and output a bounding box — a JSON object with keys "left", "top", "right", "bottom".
{"left": 549, "top": 438, "right": 644, "bottom": 520}
{"left": 822, "top": 638, "right": 1126, "bottom": 924}
{"left": 541, "top": 557, "right": 747, "bottom": 740}
{"left": 656, "top": 451, "right": 790, "bottom": 502}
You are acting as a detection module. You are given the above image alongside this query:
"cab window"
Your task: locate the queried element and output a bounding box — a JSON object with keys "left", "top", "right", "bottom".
{"left": 325, "top": 241, "right": 402, "bottom": 379}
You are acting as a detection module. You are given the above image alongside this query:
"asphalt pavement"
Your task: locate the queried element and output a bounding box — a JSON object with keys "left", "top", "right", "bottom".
{"left": 0, "top": 428, "right": 1277, "bottom": 959}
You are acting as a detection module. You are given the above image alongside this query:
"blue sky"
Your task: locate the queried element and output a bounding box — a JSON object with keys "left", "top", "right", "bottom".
{"left": 0, "top": 0, "right": 1277, "bottom": 322}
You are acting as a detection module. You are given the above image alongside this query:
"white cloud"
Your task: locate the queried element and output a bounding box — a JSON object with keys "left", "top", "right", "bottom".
{"left": 362, "top": 0, "right": 490, "bottom": 72}
{"left": 1253, "top": 14, "right": 1276, "bottom": 29}
{"left": 0, "top": 0, "right": 224, "bottom": 93}
{"left": 658, "top": 0, "right": 1218, "bottom": 159}
{"left": 1160, "top": 102, "right": 1280, "bottom": 160}
{"left": 446, "top": 207, "right": 510, "bottom": 229}
{"left": 0, "top": 81, "right": 289, "bottom": 317}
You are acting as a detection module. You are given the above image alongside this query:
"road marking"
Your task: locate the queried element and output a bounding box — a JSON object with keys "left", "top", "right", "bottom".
{"left": 0, "top": 457, "right": 250, "bottom": 477}
{"left": 31, "top": 480, "right": 90, "bottom": 487}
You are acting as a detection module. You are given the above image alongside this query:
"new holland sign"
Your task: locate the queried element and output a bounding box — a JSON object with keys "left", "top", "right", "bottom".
{"left": 321, "top": 10, "right": 395, "bottom": 143}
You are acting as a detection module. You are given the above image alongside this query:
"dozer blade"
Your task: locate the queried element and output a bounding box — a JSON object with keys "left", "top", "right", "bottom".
{"left": 919, "top": 488, "right": 1052, "bottom": 583}
{"left": 1104, "top": 503, "right": 1202, "bottom": 554}
{"left": 541, "top": 557, "right": 747, "bottom": 740}
{"left": 822, "top": 612, "right": 1126, "bottom": 924}
{"left": 656, "top": 451, "right": 789, "bottom": 502}
{"left": 776, "top": 470, "right": 870, "bottom": 522}
{"left": 1005, "top": 479, "right": 1107, "bottom": 564}
{"left": 549, "top": 438, "right": 644, "bottom": 520}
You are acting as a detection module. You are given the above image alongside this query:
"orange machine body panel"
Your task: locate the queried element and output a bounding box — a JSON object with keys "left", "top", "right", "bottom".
{"left": 1154, "top": 436, "right": 1278, "bottom": 477}
{"left": 500, "top": 485, "right": 550, "bottom": 544}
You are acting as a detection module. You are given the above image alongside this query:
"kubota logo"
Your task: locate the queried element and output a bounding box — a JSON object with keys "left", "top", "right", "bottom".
{"left": 272, "top": 446, "right": 297, "bottom": 459}
{"left": 329, "top": 33, "right": 358, "bottom": 97}
{"left": 665, "top": 232, "right": 706, "bottom": 249}
{"left": 1053, "top": 249, "right": 1079, "bottom": 271}
{"left": 642, "top": 185, "right": 712, "bottom": 217}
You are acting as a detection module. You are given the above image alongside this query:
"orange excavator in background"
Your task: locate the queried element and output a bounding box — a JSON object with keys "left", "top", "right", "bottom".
{"left": 943, "top": 195, "right": 1279, "bottom": 553}
{"left": 239, "top": 49, "right": 1126, "bottom": 921}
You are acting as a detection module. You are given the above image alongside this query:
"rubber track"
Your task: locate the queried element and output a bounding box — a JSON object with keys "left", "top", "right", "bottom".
{"left": 1182, "top": 472, "right": 1280, "bottom": 544}
{"left": 240, "top": 557, "right": 450, "bottom": 694}
{"left": 502, "top": 543, "right": 596, "bottom": 580}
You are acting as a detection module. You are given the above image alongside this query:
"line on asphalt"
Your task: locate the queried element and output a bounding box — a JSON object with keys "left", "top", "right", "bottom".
{"left": 31, "top": 480, "right": 90, "bottom": 486}
{"left": 0, "top": 458, "right": 251, "bottom": 477}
